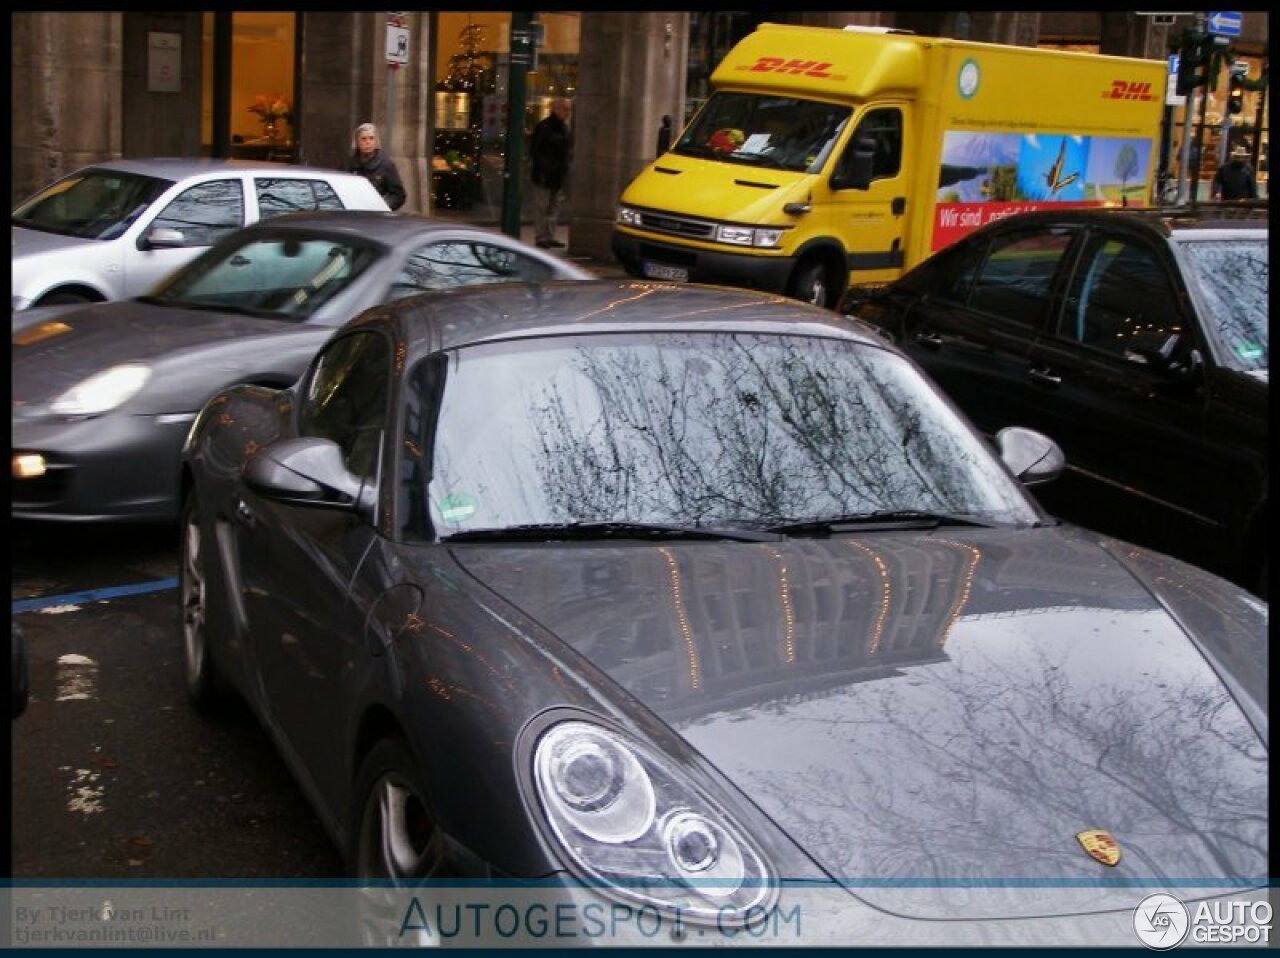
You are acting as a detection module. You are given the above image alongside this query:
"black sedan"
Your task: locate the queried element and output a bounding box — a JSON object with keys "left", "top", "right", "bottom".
{"left": 180, "top": 280, "right": 1267, "bottom": 946}
{"left": 843, "top": 206, "right": 1268, "bottom": 596}
{"left": 11, "top": 211, "right": 592, "bottom": 522}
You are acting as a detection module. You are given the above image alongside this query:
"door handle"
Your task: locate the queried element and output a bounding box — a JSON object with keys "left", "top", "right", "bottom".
{"left": 913, "top": 330, "right": 943, "bottom": 350}
{"left": 891, "top": 196, "right": 906, "bottom": 216}
{"left": 234, "top": 498, "right": 256, "bottom": 527}
{"left": 1027, "top": 366, "right": 1062, "bottom": 388}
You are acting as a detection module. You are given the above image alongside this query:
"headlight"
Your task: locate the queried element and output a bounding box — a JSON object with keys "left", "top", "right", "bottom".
{"left": 715, "top": 225, "right": 785, "bottom": 248}
{"left": 532, "top": 720, "right": 776, "bottom": 924}
{"left": 616, "top": 206, "right": 643, "bottom": 227}
{"left": 49, "top": 363, "right": 151, "bottom": 416}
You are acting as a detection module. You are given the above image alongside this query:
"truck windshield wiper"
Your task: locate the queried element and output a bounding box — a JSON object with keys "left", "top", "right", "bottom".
{"left": 767, "top": 510, "right": 998, "bottom": 536}
{"left": 441, "top": 520, "right": 782, "bottom": 544}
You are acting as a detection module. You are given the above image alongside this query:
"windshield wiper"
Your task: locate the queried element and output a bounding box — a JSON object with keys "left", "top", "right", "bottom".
{"left": 441, "top": 520, "right": 782, "bottom": 544}
{"left": 767, "top": 510, "right": 998, "bottom": 536}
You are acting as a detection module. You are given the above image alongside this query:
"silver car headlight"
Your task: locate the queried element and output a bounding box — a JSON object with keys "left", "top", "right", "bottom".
{"left": 532, "top": 720, "right": 776, "bottom": 924}
{"left": 49, "top": 363, "right": 151, "bottom": 416}
{"left": 616, "top": 206, "right": 643, "bottom": 227}
{"left": 714, "top": 225, "right": 785, "bottom": 248}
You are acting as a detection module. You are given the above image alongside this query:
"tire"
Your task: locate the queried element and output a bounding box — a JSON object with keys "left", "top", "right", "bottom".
{"left": 789, "top": 259, "right": 830, "bottom": 308}
{"left": 180, "top": 489, "right": 223, "bottom": 710}
{"left": 350, "top": 738, "right": 448, "bottom": 945}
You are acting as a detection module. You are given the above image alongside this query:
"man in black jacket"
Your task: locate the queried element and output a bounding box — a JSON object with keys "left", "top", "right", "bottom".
{"left": 1211, "top": 144, "right": 1258, "bottom": 201}
{"left": 346, "top": 122, "right": 407, "bottom": 211}
{"left": 530, "top": 98, "right": 572, "bottom": 248}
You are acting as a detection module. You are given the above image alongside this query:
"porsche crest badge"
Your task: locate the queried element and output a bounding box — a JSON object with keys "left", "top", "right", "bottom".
{"left": 1076, "top": 829, "right": 1122, "bottom": 867}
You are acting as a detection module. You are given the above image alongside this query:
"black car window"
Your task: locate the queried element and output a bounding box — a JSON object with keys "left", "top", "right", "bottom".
{"left": 12, "top": 168, "right": 172, "bottom": 241}
{"left": 149, "top": 179, "right": 245, "bottom": 247}
{"left": 254, "top": 178, "right": 345, "bottom": 219}
{"left": 1061, "top": 235, "right": 1181, "bottom": 361}
{"left": 900, "top": 236, "right": 986, "bottom": 303}
{"left": 299, "top": 331, "right": 391, "bottom": 478}
{"left": 967, "top": 228, "right": 1074, "bottom": 329}
{"left": 389, "top": 240, "right": 555, "bottom": 300}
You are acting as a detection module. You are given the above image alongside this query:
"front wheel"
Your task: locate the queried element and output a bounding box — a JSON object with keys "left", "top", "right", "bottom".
{"left": 180, "top": 489, "right": 223, "bottom": 709}
{"left": 350, "top": 738, "right": 448, "bottom": 945}
{"left": 788, "top": 259, "right": 832, "bottom": 308}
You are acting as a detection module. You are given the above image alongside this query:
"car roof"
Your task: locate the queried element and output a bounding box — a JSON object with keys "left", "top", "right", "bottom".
{"left": 229, "top": 210, "right": 608, "bottom": 262}
{"left": 80, "top": 157, "right": 363, "bottom": 180}
{"left": 355, "top": 279, "right": 890, "bottom": 354}
{"left": 972, "top": 204, "right": 1268, "bottom": 240}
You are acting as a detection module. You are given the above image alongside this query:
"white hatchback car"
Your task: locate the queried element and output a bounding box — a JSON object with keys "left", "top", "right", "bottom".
{"left": 11, "top": 158, "right": 390, "bottom": 311}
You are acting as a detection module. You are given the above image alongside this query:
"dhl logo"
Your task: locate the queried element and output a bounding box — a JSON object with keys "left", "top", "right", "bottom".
{"left": 738, "top": 57, "right": 846, "bottom": 81}
{"left": 1102, "top": 80, "right": 1156, "bottom": 101}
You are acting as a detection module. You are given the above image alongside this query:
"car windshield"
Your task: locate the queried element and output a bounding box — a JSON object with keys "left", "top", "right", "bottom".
{"left": 12, "top": 168, "right": 172, "bottom": 240}
{"left": 1175, "top": 236, "right": 1268, "bottom": 374}
{"left": 145, "top": 231, "right": 385, "bottom": 321}
{"left": 673, "top": 92, "right": 850, "bottom": 173}
{"left": 415, "top": 332, "right": 1040, "bottom": 539}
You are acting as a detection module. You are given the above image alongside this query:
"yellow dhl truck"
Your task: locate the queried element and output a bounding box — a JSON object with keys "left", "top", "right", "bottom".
{"left": 612, "top": 23, "right": 1166, "bottom": 307}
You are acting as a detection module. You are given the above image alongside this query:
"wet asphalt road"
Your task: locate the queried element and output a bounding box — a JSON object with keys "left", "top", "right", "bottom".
{"left": 11, "top": 521, "right": 343, "bottom": 879}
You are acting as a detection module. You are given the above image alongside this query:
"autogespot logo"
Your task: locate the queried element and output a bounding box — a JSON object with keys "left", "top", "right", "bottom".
{"left": 1133, "top": 894, "right": 1190, "bottom": 950}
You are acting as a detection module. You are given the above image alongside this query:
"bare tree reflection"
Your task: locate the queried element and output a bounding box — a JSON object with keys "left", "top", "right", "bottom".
{"left": 528, "top": 334, "right": 1005, "bottom": 525}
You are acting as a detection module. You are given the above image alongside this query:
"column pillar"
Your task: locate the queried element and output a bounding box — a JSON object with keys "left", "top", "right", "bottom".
{"left": 569, "top": 12, "right": 689, "bottom": 262}
{"left": 11, "top": 12, "right": 122, "bottom": 204}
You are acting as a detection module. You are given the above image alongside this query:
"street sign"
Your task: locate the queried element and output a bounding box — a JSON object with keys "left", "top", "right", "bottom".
{"left": 386, "top": 24, "right": 410, "bottom": 64}
{"left": 1206, "top": 11, "right": 1242, "bottom": 37}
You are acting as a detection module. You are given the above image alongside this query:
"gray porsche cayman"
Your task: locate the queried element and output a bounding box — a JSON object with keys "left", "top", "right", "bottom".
{"left": 179, "top": 280, "right": 1268, "bottom": 947}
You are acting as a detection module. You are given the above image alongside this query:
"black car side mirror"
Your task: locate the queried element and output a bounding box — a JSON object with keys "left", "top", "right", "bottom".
{"left": 243, "top": 436, "right": 374, "bottom": 513}
{"left": 996, "top": 426, "right": 1064, "bottom": 486}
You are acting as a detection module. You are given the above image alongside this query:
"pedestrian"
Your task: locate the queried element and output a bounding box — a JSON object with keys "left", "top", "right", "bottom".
{"left": 530, "top": 97, "right": 572, "bottom": 248}
{"left": 1211, "top": 144, "right": 1258, "bottom": 201}
{"left": 346, "top": 122, "right": 406, "bottom": 211}
{"left": 656, "top": 114, "right": 673, "bottom": 157}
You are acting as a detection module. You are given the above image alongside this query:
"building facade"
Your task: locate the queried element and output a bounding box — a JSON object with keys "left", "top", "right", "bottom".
{"left": 11, "top": 11, "right": 1269, "bottom": 265}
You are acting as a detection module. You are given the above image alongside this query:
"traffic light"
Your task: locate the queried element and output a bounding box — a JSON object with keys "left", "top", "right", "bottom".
{"left": 1227, "top": 65, "right": 1247, "bottom": 114}
{"left": 1175, "top": 29, "right": 1208, "bottom": 96}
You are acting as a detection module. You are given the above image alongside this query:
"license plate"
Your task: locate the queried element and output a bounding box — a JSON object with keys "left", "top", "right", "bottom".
{"left": 642, "top": 261, "right": 688, "bottom": 282}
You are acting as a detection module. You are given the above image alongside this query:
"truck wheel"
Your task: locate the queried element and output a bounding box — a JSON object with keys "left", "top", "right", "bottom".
{"left": 789, "top": 260, "right": 830, "bottom": 308}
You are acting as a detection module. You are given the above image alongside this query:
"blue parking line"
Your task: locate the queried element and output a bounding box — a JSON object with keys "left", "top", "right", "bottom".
{"left": 12, "top": 577, "right": 179, "bottom": 614}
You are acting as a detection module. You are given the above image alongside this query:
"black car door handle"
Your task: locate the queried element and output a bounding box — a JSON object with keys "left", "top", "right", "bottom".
{"left": 1027, "top": 366, "right": 1062, "bottom": 388}
{"left": 234, "top": 498, "right": 256, "bottom": 528}
{"left": 914, "top": 331, "right": 943, "bottom": 350}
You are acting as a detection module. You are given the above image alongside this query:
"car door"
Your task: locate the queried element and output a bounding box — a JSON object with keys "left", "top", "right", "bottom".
{"left": 888, "top": 224, "right": 1079, "bottom": 435}
{"left": 824, "top": 104, "right": 912, "bottom": 287}
{"left": 124, "top": 177, "right": 247, "bottom": 297}
{"left": 234, "top": 328, "right": 391, "bottom": 805}
{"left": 1021, "top": 227, "right": 1222, "bottom": 564}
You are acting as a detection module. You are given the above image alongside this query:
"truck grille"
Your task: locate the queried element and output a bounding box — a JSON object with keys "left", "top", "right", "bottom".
{"left": 637, "top": 210, "right": 716, "bottom": 240}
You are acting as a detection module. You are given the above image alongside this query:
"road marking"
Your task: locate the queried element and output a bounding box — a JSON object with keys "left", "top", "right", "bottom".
{"left": 13, "top": 577, "right": 178, "bottom": 614}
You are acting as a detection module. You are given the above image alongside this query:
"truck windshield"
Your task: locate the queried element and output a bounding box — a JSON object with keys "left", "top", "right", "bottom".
{"left": 674, "top": 92, "right": 850, "bottom": 174}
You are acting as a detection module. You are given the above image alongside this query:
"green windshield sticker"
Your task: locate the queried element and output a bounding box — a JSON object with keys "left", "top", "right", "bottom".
{"left": 1237, "top": 343, "right": 1263, "bottom": 360}
{"left": 437, "top": 493, "right": 478, "bottom": 523}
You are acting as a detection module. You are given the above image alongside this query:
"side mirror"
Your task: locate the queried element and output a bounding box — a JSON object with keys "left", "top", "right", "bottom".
{"left": 996, "top": 426, "right": 1064, "bottom": 486}
{"left": 139, "top": 227, "right": 186, "bottom": 251}
{"left": 243, "top": 436, "right": 372, "bottom": 512}
{"left": 830, "top": 136, "right": 875, "bottom": 191}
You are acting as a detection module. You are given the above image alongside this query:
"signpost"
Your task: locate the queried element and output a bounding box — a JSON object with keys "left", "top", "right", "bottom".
{"left": 1205, "top": 11, "right": 1242, "bottom": 37}
{"left": 384, "top": 12, "right": 409, "bottom": 166}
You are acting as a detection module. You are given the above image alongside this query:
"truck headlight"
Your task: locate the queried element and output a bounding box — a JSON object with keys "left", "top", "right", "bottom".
{"left": 49, "top": 363, "right": 151, "bottom": 416}
{"left": 715, "top": 225, "right": 785, "bottom": 249}
{"left": 616, "top": 206, "right": 643, "bottom": 227}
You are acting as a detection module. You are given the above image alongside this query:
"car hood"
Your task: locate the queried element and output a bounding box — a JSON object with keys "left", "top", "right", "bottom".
{"left": 12, "top": 224, "right": 97, "bottom": 260}
{"left": 11, "top": 299, "right": 322, "bottom": 406}
{"left": 452, "top": 525, "right": 1268, "bottom": 921}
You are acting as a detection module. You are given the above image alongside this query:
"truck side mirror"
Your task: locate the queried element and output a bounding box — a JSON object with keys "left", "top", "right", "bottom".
{"left": 831, "top": 137, "right": 875, "bottom": 191}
